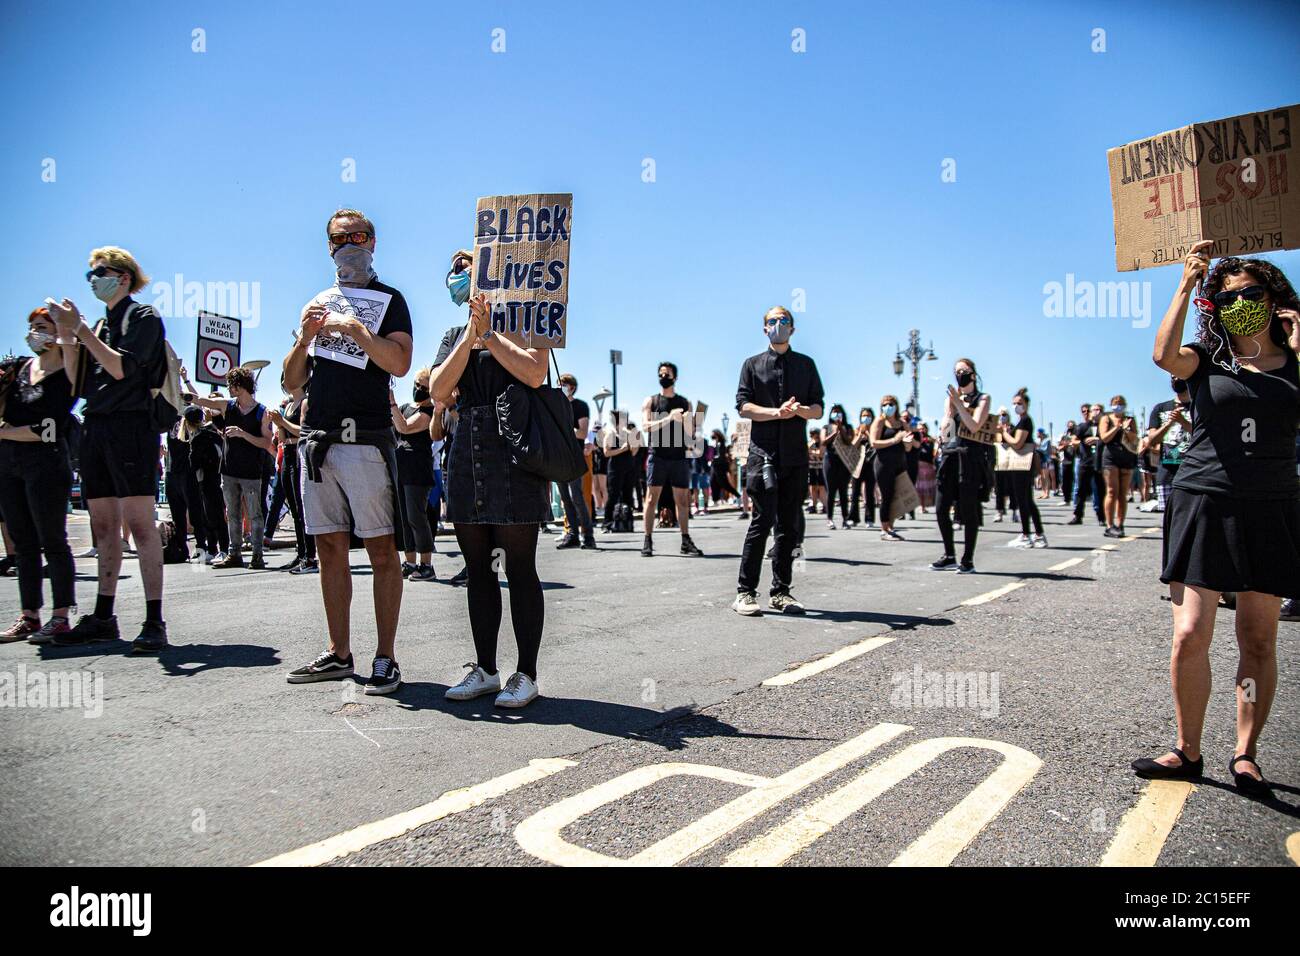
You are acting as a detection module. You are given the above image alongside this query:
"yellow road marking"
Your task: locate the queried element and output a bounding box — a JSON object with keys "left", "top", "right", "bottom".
{"left": 763, "top": 636, "right": 895, "bottom": 686}
{"left": 1098, "top": 780, "right": 1195, "bottom": 867}
{"left": 514, "top": 723, "right": 912, "bottom": 866}
{"left": 1046, "top": 557, "right": 1084, "bottom": 572}
{"left": 962, "top": 581, "right": 1026, "bottom": 606}
{"left": 1143, "top": 527, "right": 1161, "bottom": 535}
{"left": 1286, "top": 831, "right": 1300, "bottom": 866}
{"left": 253, "top": 757, "right": 576, "bottom": 867}
{"left": 726, "top": 736, "right": 1040, "bottom": 867}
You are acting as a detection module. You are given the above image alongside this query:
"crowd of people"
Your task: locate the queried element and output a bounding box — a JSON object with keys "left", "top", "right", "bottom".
{"left": 0, "top": 219, "right": 1296, "bottom": 795}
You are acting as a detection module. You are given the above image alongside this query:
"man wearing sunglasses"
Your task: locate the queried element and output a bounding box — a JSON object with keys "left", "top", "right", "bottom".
{"left": 45, "top": 246, "right": 170, "bottom": 652}
{"left": 733, "top": 305, "right": 824, "bottom": 616}
{"left": 281, "top": 209, "right": 413, "bottom": 695}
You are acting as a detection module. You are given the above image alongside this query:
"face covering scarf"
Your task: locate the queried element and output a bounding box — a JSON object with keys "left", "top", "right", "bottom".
{"left": 333, "top": 244, "right": 376, "bottom": 287}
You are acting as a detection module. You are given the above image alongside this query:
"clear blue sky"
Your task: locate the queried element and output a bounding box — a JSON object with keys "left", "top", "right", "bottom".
{"left": 4, "top": 0, "right": 1299, "bottom": 435}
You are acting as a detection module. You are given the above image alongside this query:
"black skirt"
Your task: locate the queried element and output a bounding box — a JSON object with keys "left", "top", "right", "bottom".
{"left": 1102, "top": 445, "right": 1138, "bottom": 471}
{"left": 1161, "top": 488, "right": 1300, "bottom": 598}
{"left": 445, "top": 405, "right": 551, "bottom": 525}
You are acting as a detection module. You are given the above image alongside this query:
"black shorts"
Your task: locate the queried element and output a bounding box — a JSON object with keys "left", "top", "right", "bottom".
{"left": 80, "top": 413, "right": 161, "bottom": 501}
{"left": 647, "top": 456, "right": 691, "bottom": 489}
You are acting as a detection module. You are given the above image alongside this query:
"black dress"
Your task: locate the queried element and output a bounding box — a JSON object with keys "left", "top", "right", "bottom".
{"left": 1161, "top": 343, "right": 1300, "bottom": 598}
{"left": 433, "top": 326, "right": 551, "bottom": 525}
{"left": 1101, "top": 415, "right": 1138, "bottom": 471}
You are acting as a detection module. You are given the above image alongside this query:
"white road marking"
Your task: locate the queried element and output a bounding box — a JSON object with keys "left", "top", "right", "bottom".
{"left": 1099, "top": 780, "right": 1195, "bottom": 867}
{"left": 342, "top": 716, "right": 380, "bottom": 749}
{"left": 1046, "top": 557, "right": 1084, "bottom": 572}
{"left": 762, "top": 636, "right": 895, "bottom": 687}
{"left": 962, "top": 581, "right": 1026, "bottom": 606}
{"left": 253, "top": 757, "right": 576, "bottom": 867}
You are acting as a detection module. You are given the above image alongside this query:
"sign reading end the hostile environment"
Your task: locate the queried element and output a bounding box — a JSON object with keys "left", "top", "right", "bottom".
{"left": 472, "top": 193, "right": 571, "bottom": 348}
{"left": 1108, "top": 104, "right": 1298, "bottom": 272}
{"left": 195, "top": 310, "right": 241, "bottom": 387}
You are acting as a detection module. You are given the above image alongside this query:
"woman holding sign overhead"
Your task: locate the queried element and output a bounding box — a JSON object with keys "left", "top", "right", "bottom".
{"left": 1133, "top": 241, "right": 1300, "bottom": 797}
{"left": 431, "top": 249, "right": 552, "bottom": 710}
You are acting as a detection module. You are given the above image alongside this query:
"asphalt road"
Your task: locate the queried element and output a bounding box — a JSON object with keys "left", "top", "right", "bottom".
{"left": 1, "top": 496, "right": 1295, "bottom": 866}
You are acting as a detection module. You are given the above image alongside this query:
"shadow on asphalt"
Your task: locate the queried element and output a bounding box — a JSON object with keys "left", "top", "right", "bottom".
{"left": 1181, "top": 775, "right": 1300, "bottom": 819}
{"left": 36, "top": 640, "right": 281, "bottom": 676}
{"left": 803, "top": 609, "right": 955, "bottom": 630}
{"left": 801, "top": 556, "right": 889, "bottom": 568}
{"left": 392, "top": 693, "right": 822, "bottom": 751}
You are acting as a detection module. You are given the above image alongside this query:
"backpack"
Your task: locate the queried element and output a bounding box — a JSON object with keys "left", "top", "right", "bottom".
{"left": 612, "top": 503, "right": 633, "bottom": 533}
{"left": 190, "top": 428, "right": 223, "bottom": 475}
{"left": 148, "top": 334, "right": 184, "bottom": 435}
{"left": 159, "top": 520, "right": 190, "bottom": 564}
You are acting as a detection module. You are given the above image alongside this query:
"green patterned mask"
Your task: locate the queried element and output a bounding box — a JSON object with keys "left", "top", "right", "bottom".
{"left": 1218, "top": 296, "right": 1270, "bottom": 336}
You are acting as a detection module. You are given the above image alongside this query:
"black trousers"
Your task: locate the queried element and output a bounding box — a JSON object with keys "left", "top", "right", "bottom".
{"left": 935, "top": 454, "right": 981, "bottom": 564}
{"left": 165, "top": 468, "right": 200, "bottom": 548}
{"left": 195, "top": 468, "right": 229, "bottom": 555}
{"left": 738, "top": 461, "right": 806, "bottom": 596}
{"left": 0, "top": 442, "right": 75, "bottom": 611}
{"left": 1061, "top": 458, "right": 1075, "bottom": 503}
{"left": 823, "top": 456, "right": 851, "bottom": 524}
{"left": 849, "top": 467, "right": 876, "bottom": 524}
{"left": 1009, "top": 469, "right": 1043, "bottom": 536}
{"left": 605, "top": 459, "right": 637, "bottom": 524}
{"left": 282, "top": 447, "right": 315, "bottom": 562}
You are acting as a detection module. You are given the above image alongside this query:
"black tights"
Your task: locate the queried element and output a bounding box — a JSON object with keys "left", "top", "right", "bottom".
{"left": 1009, "top": 470, "right": 1043, "bottom": 536}
{"left": 454, "top": 522, "right": 544, "bottom": 680}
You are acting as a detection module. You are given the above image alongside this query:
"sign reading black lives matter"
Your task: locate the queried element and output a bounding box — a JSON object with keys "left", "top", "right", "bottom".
{"left": 195, "top": 310, "right": 241, "bottom": 386}
{"left": 472, "top": 193, "right": 571, "bottom": 348}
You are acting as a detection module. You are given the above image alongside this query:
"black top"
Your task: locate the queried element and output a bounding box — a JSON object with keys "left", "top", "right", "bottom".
{"left": 282, "top": 397, "right": 304, "bottom": 446}
{"left": 569, "top": 397, "right": 590, "bottom": 435}
{"left": 189, "top": 425, "right": 224, "bottom": 475}
{"left": 433, "top": 324, "right": 529, "bottom": 410}
{"left": 876, "top": 422, "right": 906, "bottom": 470}
{"left": 646, "top": 393, "right": 692, "bottom": 460}
{"left": 940, "top": 389, "right": 984, "bottom": 454}
{"left": 396, "top": 402, "right": 435, "bottom": 486}
{"left": 1102, "top": 414, "right": 1135, "bottom": 458}
{"left": 1172, "top": 342, "right": 1300, "bottom": 500}
{"left": 214, "top": 400, "right": 267, "bottom": 480}
{"left": 166, "top": 430, "right": 190, "bottom": 476}
{"left": 5, "top": 360, "right": 74, "bottom": 443}
{"left": 1013, "top": 414, "right": 1035, "bottom": 450}
{"left": 1074, "top": 419, "right": 1103, "bottom": 468}
{"left": 1148, "top": 399, "right": 1192, "bottom": 485}
{"left": 304, "top": 277, "right": 413, "bottom": 432}
{"left": 735, "top": 346, "right": 825, "bottom": 467}
{"left": 81, "top": 298, "right": 163, "bottom": 417}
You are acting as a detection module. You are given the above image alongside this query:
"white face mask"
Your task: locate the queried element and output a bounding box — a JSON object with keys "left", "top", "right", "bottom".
{"left": 26, "top": 329, "right": 55, "bottom": 353}
{"left": 1013, "top": 404, "right": 1025, "bottom": 417}
{"left": 90, "top": 273, "right": 123, "bottom": 302}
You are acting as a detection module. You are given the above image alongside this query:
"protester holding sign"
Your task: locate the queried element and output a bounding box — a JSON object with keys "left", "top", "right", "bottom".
{"left": 998, "top": 388, "right": 1046, "bottom": 549}
{"left": 281, "top": 209, "right": 412, "bottom": 696}
{"left": 432, "top": 249, "right": 552, "bottom": 709}
{"left": 733, "top": 306, "right": 824, "bottom": 617}
{"left": 931, "top": 358, "right": 990, "bottom": 573}
{"left": 1133, "top": 240, "right": 1300, "bottom": 797}
{"left": 46, "top": 246, "right": 169, "bottom": 653}
{"left": 869, "top": 394, "right": 912, "bottom": 542}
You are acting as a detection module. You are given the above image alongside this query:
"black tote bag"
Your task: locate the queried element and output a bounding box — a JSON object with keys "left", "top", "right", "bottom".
{"left": 495, "top": 352, "right": 586, "bottom": 483}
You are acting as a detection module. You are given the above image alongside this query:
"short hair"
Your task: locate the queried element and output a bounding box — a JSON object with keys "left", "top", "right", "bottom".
{"left": 226, "top": 365, "right": 256, "bottom": 395}
{"left": 1171, "top": 376, "right": 1188, "bottom": 393}
{"left": 327, "top": 208, "right": 375, "bottom": 236}
{"left": 764, "top": 305, "right": 794, "bottom": 324}
{"left": 558, "top": 373, "right": 578, "bottom": 390}
{"left": 88, "top": 246, "right": 150, "bottom": 293}
{"left": 658, "top": 361, "right": 678, "bottom": 379}
{"left": 28, "top": 307, "right": 51, "bottom": 325}
{"left": 1110, "top": 394, "right": 1127, "bottom": 406}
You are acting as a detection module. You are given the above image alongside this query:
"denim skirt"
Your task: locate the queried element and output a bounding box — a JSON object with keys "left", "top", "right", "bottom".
{"left": 446, "top": 405, "right": 551, "bottom": 525}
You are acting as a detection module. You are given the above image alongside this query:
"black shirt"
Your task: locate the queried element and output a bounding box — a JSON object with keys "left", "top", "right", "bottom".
{"left": 395, "top": 403, "right": 435, "bottom": 486}
{"left": 569, "top": 397, "right": 590, "bottom": 435}
{"left": 304, "top": 277, "right": 413, "bottom": 432}
{"left": 166, "top": 429, "right": 190, "bottom": 477}
{"left": 1172, "top": 342, "right": 1300, "bottom": 500}
{"left": 433, "top": 325, "right": 530, "bottom": 410}
{"left": 81, "top": 298, "right": 163, "bottom": 417}
{"left": 1074, "top": 419, "right": 1103, "bottom": 469}
{"left": 5, "top": 360, "right": 74, "bottom": 443}
{"left": 646, "top": 393, "right": 692, "bottom": 460}
{"left": 1013, "top": 414, "right": 1035, "bottom": 451}
{"left": 735, "top": 346, "right": 825, "bottom": 468}
{"left": 214, "top": 400, "right": 267, "bottom": 480}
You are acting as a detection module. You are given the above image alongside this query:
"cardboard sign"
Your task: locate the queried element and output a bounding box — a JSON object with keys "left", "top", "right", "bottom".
{"left": 195, "top": 310, "right": 241, "bottom": 387}
{"left": 473, "top": 193, "right": 572, "bottom": 348}
{"left": 887, "top": 472, "right": 921, "bottom": 523}
{"left": 732, "top": 419, "right": 752, "bottom": 462}
{"left": 958, "top": 415, "right": 1000, "bottom": 445}
{"left": 1108, "top": 104, "right": 1299, "bottom": 271}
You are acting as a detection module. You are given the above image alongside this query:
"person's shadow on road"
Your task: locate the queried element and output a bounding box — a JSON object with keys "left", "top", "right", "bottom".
{"left": 36, "top": 640, "right": 281, "bottom": 677}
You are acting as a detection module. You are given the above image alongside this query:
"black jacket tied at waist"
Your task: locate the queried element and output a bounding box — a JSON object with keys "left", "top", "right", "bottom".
{"left": 300, "top": 427, "right": 407, "bottom": 551}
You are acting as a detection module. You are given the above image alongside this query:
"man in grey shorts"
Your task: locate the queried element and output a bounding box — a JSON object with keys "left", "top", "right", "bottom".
{"left": 280, "top": 208, "right": 414, "bottom": 695}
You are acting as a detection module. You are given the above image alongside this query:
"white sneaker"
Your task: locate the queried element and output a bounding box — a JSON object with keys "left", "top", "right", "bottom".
{"left": 993, "top": 514, "right": 1004, "bottom": 523}
{"left": 732, "top": 592, "right": 762, "bottom": 616}
{"left": 445, "top": 664, "right": 501, "bottom": 700}
{"left": 1031, "top": 534, "right": 1048, "bottom": 549}
{"left": 79, "top": 547, "right": 98, "bottom": 558}
{"left": 495, "top": 672, "right": 538, "bottom": 708}
{"left": 1009, "top": 534, "right": 1032, "bottom": 548}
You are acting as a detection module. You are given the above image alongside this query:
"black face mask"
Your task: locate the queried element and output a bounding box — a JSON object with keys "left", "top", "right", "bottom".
{"left": 413, "top": 384, "right": 431, "bottom": 404}
{"left": 659, "top": 375, "right": 674, "bottom": 389}
{"left": 955, "top": 370, "right": 973, "bottom": 387}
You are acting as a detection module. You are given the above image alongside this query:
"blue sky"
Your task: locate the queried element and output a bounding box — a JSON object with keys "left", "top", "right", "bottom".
{"left": 4, "top": 0, "right": 1299, "bottom": 436}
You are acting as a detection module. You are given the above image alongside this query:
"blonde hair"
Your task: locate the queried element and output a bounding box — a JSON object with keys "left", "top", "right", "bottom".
{"left": 327, "top": 208, "right": 375, "bottom": 235}
{"left": 88, "top": 246, "right": 150, "bottom": 293}
{"left": 764, "top": 305, "right": 793, "bottom": 324}
{"left": 450, "top": 249, "right": 473, "bottom": 273}
{"left": 880, "top": 394, "right": 900, "bottom": 413}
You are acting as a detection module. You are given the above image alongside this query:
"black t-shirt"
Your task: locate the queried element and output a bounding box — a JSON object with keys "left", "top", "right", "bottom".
{"left": 5, "top": 360, "right": 74, "bottom": 443}
{"left": 166, "top": 430, "right": 190, "bottom": 476}
{"left": 1172, "top": 342, "right": 1300, "bottom": 500}
{"left": 1148, "top": 399, "right": 1192, "bottom": 484}
{"left": 81, "top": 298, "right": 164, "bottom": 417}
{"left": 395, "top": 403, "right": 435, "bottom": 486}
{"left": 734, "top": 347, "right": 826, "bottom": 467}
{"left": 432, "top": 325, "right": 532, "bottom": 411}
{"left": 214, "top": 400, "right": 267, "bottom": 480}
{"left": 1014, "top": 414, "right": 1034, "bottom": 453}
{"left": 1075, "top": 419, "right": 1102, "bottom": 469}
{"left": 570, "top": 397, "right": 590, "bottom": 436}
{"left": 304, "top": 278, "right": 413, "bottom": 432}
{"left": 646, "top": 393, "right": 692, "bottom": 460}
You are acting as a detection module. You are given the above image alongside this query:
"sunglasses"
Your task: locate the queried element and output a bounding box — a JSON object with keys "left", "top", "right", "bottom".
{"left": 764, "top": 317, "right": 792, "bottom": 327}
{"left": 85, "top": 266, "right": 125, "bottom": 281}
{"left": 328, "top": 231, "right": 372, "bottom": 246}
{"left": 1210, "top": 285, "right": 1267, "bottom": 308}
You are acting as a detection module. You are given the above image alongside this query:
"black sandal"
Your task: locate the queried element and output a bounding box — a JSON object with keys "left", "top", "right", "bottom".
{"left": 1131, "top": 747, "right": 1203, "bottom": 780}
{"left": 1229, "top": 754, "right": 1271, "bottom": 798}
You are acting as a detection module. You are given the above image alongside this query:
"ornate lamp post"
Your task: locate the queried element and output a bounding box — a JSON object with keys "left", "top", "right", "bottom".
{"left": 893, "top": 329, "right": 937, "bottom": 421}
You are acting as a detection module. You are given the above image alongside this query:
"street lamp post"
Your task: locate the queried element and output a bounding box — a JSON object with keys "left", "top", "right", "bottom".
{"left": 893, "top": 329, "right": 937, "bottom": 421}
{"left": 609, "top": 349, "right": 622, "bottom": 415}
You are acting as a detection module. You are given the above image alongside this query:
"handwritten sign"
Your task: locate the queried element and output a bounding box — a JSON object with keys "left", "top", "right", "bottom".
{"left": 958, "top": 416, "right": 1000, "bottom": 445}
{"left": 306, "top": 286, "right": 392, "bottom": 370}
{"left": 473, "top": 193, "right": 572, "bottom": 348}
{"left": 732, "top": 419, "right": 752, "bottom": 463}
{"left": 1108, "top": 104, "right": 1299, "bottom": 271}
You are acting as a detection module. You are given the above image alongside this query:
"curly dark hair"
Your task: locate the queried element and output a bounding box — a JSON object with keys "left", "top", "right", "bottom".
{"left": 226, "top": 365, "right": 257, "bottom": 395}
{"left": 1197, "top": 257, "right": 1299, "bottom": 366}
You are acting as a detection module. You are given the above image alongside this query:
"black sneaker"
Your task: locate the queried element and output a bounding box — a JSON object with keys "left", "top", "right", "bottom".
{"left": 54, "top": 614, "right": 121, "bottom": 646}
{"left": 680, "top": 536, "right": 703, "bottom": 557}
{"left": 641, "top": 536, "right": 654, "bottom": 557}
{"left": 957, "top": 561, "right": 976, "bottom": 574}
{"left": 365, "top": 656, "right": 402, "bottom": 695}
{"left": 249, "top": 555, "right": 267, "bottom": 571}
{"left": 401, "top": 561, "right": 416, "bottom": 578}
{"left": 930, "top": 555, "right": 957, "bottom": 571}
{"left": 410, "top": 563, "right": 437, "bottom": 581}
{"left": 555, "top": 534, "right": 580, "bottom": 550}
{"left": 580, "top": 535, "right": 598, "bottom": 550}
{"left": 289, "top": 559, "right": 319, "bottom": 575}
{"left": 449, "top": 565, "right": 469, "bottom": 586}
{"left": 279, "top": 558, "right": 303, "bottom": 573}
{"left": 212, "top": 553, "right": 244, "bottom": 569}
{"left": 287, "top": 650, "right": 355, "bottom": 683}
{"left": 132, "top": 620, "right": 169, "bottom": 654}
{"left": 1066, "top": 516, "right": 1082, "bottom": 525}
{"left": 1103, "top": 526, "right": 1119, "bottom": 538}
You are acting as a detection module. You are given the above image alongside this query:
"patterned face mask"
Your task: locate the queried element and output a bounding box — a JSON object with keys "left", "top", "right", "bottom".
{"left": 1218, "top": 296, "right": 1270, "bottom": 336}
